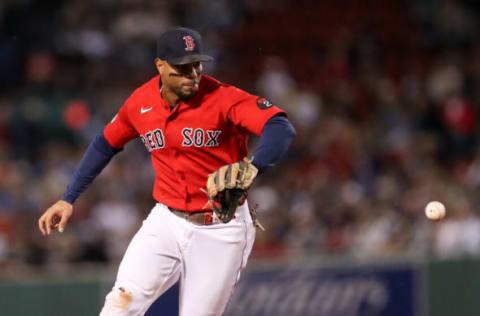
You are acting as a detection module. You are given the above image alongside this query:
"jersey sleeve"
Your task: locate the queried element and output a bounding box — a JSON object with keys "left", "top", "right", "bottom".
{"left": 103, "top": 98, "right": 139, "bottom": 148}
{"left": 226, "top": 88, "right": 286, "bottom": 136}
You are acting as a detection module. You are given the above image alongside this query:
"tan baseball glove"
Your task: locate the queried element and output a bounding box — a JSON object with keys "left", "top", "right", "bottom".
{"left": 202, "top": 157, "right": 258, "bottom": 223}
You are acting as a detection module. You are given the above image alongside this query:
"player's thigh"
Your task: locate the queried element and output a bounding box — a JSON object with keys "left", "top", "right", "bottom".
{"left": 179, "top": 220, "right": 255, "bottom": 316}
{"left": 116, "top": 227, "right": 181, "bottom": 296}
{"left": 102, "top": 206, "right": 182, "bottom": 315}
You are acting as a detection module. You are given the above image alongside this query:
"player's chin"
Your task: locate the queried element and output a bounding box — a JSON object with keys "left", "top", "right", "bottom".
{"left": 179, "top": 85, "right": 198, "bottom": 99}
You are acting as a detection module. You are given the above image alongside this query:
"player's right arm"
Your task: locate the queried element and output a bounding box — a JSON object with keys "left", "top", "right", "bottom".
{"left": 38, "top": 100, "right": 138, "bottom": 235}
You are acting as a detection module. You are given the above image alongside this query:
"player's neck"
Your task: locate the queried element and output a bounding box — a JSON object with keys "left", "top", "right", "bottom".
{"left": 161, "top": 87, "right": 180, "bottom": 109}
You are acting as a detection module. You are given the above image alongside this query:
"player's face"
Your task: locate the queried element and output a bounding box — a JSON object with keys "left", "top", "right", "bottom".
{"left": 156, "top": 59, "right": 203, "bottom": 100}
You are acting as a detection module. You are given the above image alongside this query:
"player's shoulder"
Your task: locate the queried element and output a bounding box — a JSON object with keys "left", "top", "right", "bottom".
{"left": 130, "top": 75, "right": 160, "bottom": 99}
{"left": 123, "top": 75, "right": 160, "bottom": 108}
{"left": 200, "top": 75, "right": 226, "bottom": 92}
{"left": 200, "top": 75, "right": 251, "bottom": 99}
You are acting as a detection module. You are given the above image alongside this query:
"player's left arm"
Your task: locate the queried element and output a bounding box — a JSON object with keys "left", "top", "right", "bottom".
{"left": 205, "top": 114, "right": 295, "bottom": 194}
{"left": 205, "top": 94, "right": 295, "bottom": 201}
{"left": 225, "top": 91, "right": 296, "bottom": 172}
{"left": 204, "top": 106, "right": 295, "bottom": 225}
{"left": 251, "top": 114, "right": 296, "bottom": 173}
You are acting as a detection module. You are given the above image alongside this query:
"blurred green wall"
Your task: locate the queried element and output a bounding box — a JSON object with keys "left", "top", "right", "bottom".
{"left": 0, "top": 278, "right": 110, "bottom": 316}
{"left": 428, "top": 258, "right": 480, "bottom": 316}
{"left": 2, "top": 258, "right": 480, "bottom": 316}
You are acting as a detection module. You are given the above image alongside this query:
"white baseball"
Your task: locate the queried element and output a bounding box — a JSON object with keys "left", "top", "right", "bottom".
{"left": 425, "top": 201, "right": 446, "bottom": 221}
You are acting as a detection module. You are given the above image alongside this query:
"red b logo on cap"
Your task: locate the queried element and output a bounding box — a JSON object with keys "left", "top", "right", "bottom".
{"left": 183, "top": 36, "right": 195, "bottom": 51}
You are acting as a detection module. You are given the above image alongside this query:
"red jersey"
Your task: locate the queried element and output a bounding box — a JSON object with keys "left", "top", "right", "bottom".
{"left": 104, "top": 75, "right": 284, "bottom": 211}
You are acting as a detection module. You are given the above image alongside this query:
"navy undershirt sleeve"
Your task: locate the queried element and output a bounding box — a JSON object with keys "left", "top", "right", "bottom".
{"left": 252, "top": 115, "right": 296, "bottom": 172}
{"left": 61, "top": 131, "right": 122, "bottom": 204}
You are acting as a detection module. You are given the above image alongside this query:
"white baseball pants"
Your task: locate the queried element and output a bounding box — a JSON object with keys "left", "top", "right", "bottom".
{"left": 100, "top": 202, "right": 256, "bottom": 316}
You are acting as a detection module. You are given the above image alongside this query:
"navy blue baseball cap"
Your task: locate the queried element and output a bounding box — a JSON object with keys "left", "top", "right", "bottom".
{"left": 156, "top": 27, "right": 213, "bottom": 65}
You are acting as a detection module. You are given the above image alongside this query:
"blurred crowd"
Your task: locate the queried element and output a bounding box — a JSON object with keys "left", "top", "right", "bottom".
{"left": 2, "top": 0, "right": 480, "bottom": 275}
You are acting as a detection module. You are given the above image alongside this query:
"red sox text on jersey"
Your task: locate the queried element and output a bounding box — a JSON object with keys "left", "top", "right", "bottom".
{"left": 140, "top": 128, "right": 221, "bottom": 152}
{"left": 103, "top": 75, "right": 284, "bottom": 212}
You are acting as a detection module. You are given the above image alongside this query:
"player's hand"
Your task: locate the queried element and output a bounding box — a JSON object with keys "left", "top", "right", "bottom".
{"left": 205, "top": 157, "right": 258, "bottom": 199}
{"left": 38, "top": 200, "right": 73, "bottom": 235}
{"left": 202, "top": 157, "right": 258, "bottom": 223}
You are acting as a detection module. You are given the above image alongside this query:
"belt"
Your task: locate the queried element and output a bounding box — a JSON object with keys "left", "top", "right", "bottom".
{"left": 168, "top": 207, "right": 214, "bottom": 225}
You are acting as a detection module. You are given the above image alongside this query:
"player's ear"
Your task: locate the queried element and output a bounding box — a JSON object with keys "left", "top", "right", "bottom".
{"left": 155, "top": 58, "right": 165, "bottom": 74}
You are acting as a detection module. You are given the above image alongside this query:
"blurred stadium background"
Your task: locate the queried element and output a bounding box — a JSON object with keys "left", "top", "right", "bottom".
{"left": 2, "top": 0, "right": 480, "bottom": 315}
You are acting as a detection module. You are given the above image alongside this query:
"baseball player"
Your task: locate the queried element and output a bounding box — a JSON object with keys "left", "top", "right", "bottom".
{"left": 38, "top": 27, "right": 296, "bottom": 316}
